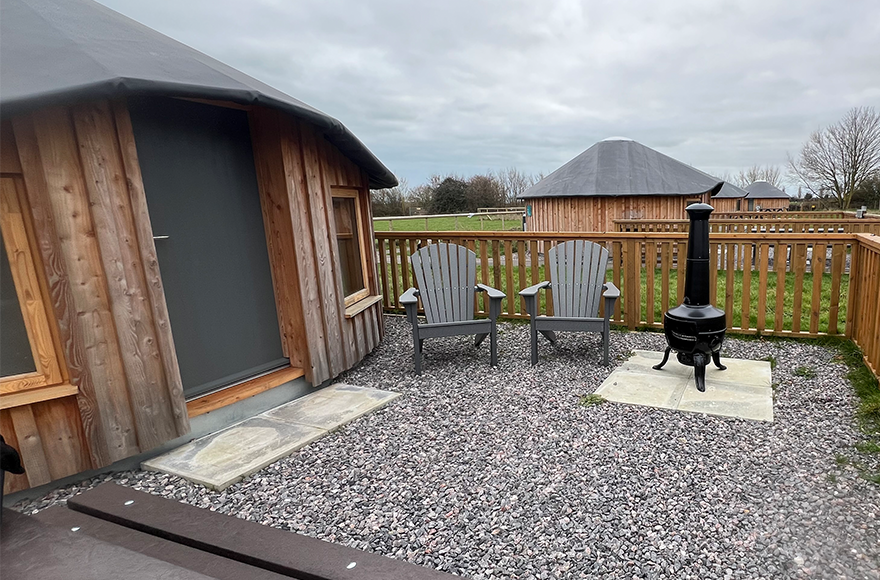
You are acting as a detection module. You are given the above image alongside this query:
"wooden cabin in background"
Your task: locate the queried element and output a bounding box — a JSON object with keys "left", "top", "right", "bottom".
{"left": 743, "top": 181, "right": 792, "bottom": 211}
{"left": 519, "top": 138, "right": 738, "bottom": 233}
{"left": 0, "top": 0, "right": 395, "bottom": 493}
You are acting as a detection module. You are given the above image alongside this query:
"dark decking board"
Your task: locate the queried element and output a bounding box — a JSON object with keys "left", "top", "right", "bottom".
{"left": 33, "top": 506, "right": 294, "bottom": 580}
{"left": 0, "top": 508, "right": 214, "bottom": 580}
{"left": 66, "top": 482, "right": 453, "bottom": 580}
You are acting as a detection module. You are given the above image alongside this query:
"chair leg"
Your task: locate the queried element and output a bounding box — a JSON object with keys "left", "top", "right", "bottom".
{"left": 539, "top": 330, "right": 557, "bottom": 344}
{"left": 490, "top": 323, "right": 498, "bottom": 366}
{"left": 413, "top": 329, "right": 422, "bottom": 375}
{"left": 474, "top": 333, "right": 488, "bottom": 347}
{"left": 602, "top": 320, "right": 610, "bottom": 366}
{"left": 530, "top": 319, "right": 538, "bottom": 366}
{"left": 602, "top": 329, "right": 609, "bottom": 366}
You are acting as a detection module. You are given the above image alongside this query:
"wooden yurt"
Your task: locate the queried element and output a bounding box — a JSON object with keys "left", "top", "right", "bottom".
{"left": 743, "top": 181, "right": 791, "bottom": 211}
{"left": 0, "top": 0, "right": 396, "bottom": 493}
{"left": 710, "top": 181, "right": 748, "bottom": 213}
{"left": 519, "top": 138, "right": 739, "bottom": 232}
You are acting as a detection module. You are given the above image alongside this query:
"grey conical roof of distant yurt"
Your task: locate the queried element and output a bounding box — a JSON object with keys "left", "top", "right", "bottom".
{"left": 518, "top": 138, "right": 737, "bottom": 199}
{"left": 745, "top": 181, "right": 789, "bottom": 199}
{"left": 0, "top": 0, "right": 397, "bottom": 188}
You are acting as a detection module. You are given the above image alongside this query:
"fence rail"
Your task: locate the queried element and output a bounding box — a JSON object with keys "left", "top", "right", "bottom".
{"left": 376, "top": 231, "right": 866, "bottom": 341}
{"left": 850, "top": 234, "right": 880, "bottom": 376}
{"left": 614, "top": 219, "right": 880, "bottom": 235}
{"left": 711, "top": 211, "right": 852, "bottom": 220}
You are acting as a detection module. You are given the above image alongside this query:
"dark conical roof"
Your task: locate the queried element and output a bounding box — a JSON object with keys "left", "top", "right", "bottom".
{"left": 0, "top": 0, "right": 397, "bottom": 188}
{"left": 519, "top": 138, "right": 729, "bottom": 199}
{"left": 745, "top": 181, "right": 789, "bottom": 199}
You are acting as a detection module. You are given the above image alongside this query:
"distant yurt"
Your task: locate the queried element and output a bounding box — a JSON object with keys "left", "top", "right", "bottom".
{"left": 519, "top": 138, "right": 738, "bottom": 232}
{"left": 743, "top": 181, "right": 791, "bottom": 211}
{"left": 710, "top": 182, "right": 748, "bottom": 213}
{"left": 1, "top": 0, "right": 395, "bottom": 492}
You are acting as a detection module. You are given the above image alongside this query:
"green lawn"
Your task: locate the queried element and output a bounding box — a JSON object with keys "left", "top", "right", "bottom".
{"left": 373, "top": 214, "right": 522, "bottom": 232}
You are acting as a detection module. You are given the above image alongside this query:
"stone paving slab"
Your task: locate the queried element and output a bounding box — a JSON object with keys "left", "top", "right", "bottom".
{"left": 596, "top": 350, "right": 773, "bottom": 422}
{"left": 143, "top": 384, "right": 399, "bottom": 490}
{"left": 264, "top": 382, "right": 400, "bottom": 430}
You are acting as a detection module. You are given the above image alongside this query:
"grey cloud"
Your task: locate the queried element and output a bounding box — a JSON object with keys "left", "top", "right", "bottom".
{"left": 100, "top": 0, "right": 880, "bottom": 185}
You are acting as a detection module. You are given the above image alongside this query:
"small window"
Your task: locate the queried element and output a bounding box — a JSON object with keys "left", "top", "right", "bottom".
{"left": 331, "top": 189, "right": 370, "bottom": 306}
{"left": 0, "top": 176, "right": 63, "bottom": 394}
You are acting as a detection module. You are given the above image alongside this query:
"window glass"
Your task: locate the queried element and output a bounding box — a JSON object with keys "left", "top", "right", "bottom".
{"left": 1, "top": 232, "right": 36, "bottom": 377}
{"left": 332, "top": 196, "right": 366, "bottom": 300}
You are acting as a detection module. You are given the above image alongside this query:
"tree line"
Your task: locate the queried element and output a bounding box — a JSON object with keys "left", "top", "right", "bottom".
{"left": 371, "top": 168, "right": 544, "bottom": 217}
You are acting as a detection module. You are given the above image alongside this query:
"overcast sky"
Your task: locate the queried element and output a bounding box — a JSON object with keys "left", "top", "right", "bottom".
{"left": 99, "top": 0, "right": 880, "bottom": 190}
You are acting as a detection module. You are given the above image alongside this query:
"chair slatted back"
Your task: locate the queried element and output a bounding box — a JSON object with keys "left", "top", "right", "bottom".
{"left": 411, "top": 243, "right": 477, "bottom": 324}
{"left": 547, "top": 240, "right": 609, "bottom": 318}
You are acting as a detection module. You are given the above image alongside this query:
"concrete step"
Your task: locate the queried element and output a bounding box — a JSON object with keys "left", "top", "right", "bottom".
{"left": 143, "top": 383, "right": 399, "bottom": 490}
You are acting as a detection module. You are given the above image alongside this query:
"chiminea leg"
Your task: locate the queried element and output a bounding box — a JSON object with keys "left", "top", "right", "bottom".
{"left": 712, "top": 351, "right": 727, "bottom": 371}
{"left": 653, "top": 347, "right": 672, "bottom": 370}
{"left": 693, "top": 353, "right": 707, "bottom": 392}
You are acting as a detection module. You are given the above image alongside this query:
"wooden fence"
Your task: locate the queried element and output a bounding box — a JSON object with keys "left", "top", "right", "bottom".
{"left": 375, "top": 231, "right": 867, "bottom": 340}
{"left": 711, "top": 211, "right": 854, "bottom": 220}
{"left": 614, "top": 219, "right": 880, "bottom": 235}
{"left": 850, "top": 234, "right": 880, "bottom": 377}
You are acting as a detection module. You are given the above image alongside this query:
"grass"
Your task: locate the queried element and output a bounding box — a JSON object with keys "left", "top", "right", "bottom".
{"left": 579, "top": 394, "right": 607, "bottom": 407}
{"left": 373, "top": 214, "right": 522, "bottom": 232}
{"left": 794, "top": 365, "right": 818, "bottom": 379}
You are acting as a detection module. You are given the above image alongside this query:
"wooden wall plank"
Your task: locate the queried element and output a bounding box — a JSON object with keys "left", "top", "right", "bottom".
{"left": 0, "top": 410, "right": 30, "bottom": 493}
{"left": 248, "top": 108, "right": 310, "bottom": 372}
{"left": 111, "top": 101, "right": 189, "bottom": 437}
{"left": 299, "top": 124, "right": 346, "bottom": 377}
{"left": 14, "top": 112, "right": 121, "bottom": 467}
{"left": 281, "top": 119, "right": 330, "bottom": 383}
{"left": 72, "top": 101, "right": 179, "bottom": 450}
{"left": 30, "top": 396, "right": 92, "bottom": 480}
{"left": 8, "top": 405, "right": 52, "bottom": 487}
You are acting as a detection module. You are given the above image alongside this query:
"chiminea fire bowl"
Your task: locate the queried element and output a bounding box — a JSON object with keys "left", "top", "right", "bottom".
{"left": 653, "top": 303, "right": 727, "bottom": 392}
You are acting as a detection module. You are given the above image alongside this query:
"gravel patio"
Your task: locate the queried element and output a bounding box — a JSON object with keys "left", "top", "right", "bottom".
{"left": 13, "top": 315, "right": 880, "bottom": 579}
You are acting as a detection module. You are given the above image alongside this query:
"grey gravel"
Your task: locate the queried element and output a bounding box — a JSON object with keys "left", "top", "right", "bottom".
{"left": 13, "top": 316, "right": 880, "bottom": 579}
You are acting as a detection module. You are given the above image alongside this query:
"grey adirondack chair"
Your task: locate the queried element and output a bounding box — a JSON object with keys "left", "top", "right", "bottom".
{"left": 519, "top": 240, "right": 619, "bottom": 365}
{"left": 399, "top": 243, "right": 505, "bottom": 374}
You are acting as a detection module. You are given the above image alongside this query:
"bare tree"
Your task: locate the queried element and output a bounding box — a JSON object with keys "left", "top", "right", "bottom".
{"left": 731, "top": 165, "right": 783, "bottom": 189}
{"left": 371, "top": 177, "right": 410, "bottom": 217}
{"left": 495, "top": 167, "right": 544, "bottom": 206}
{"left": 788, "top": 106, "right": 880, "bottom": 209}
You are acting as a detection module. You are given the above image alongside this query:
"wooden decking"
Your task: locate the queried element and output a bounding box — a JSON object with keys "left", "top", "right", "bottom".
{"left": 2, "top": 482, "right": 452, "bottom": 580}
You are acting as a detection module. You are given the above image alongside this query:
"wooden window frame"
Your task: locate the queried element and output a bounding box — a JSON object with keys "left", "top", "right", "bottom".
{"left": 0, "top": 176, "right": 68, "bottom": 405}
{"left": 331, "top": 188, "right": 371, "bottom": 307}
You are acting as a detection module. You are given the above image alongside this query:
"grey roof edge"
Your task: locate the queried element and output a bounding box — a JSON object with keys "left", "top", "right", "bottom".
{"left": 744, "top": 181, "right": 790, "bottom": 199}
{"left": 1, "top": 79, "right": 398, "bottom": 190}
{"left": 518, "top": 188, "right": 719, "bottom": 199}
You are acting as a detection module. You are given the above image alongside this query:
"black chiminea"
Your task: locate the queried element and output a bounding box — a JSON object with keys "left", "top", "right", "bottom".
{"left": 653, "top": 202, "right": 726, "bottom": 392}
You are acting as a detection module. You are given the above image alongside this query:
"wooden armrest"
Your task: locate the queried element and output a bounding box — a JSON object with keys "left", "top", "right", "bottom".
{"left": 475, "top": 283, "right": 505, "bottom": 299}
{"left": 520, "top": 281, "right": 550, "bottom": 297}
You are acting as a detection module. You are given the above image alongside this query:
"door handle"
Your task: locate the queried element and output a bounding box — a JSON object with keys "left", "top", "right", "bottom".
{"left": 153, "top": 235, "right": 170, "bottom": 240}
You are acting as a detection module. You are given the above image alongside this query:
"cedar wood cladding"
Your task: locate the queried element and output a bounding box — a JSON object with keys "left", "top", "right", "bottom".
{"left": 249, "top": 107, "right": 384, "bottom": 386}
{"left": 524, "top": 194, "right": 710, "bottom": 233}
{"left": 1, "top": 100, "right": 384, "bottom": 493}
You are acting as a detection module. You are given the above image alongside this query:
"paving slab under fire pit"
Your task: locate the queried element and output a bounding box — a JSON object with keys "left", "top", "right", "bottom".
{"left": 595, "top": 349, "right": 773, "bottom": 422}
